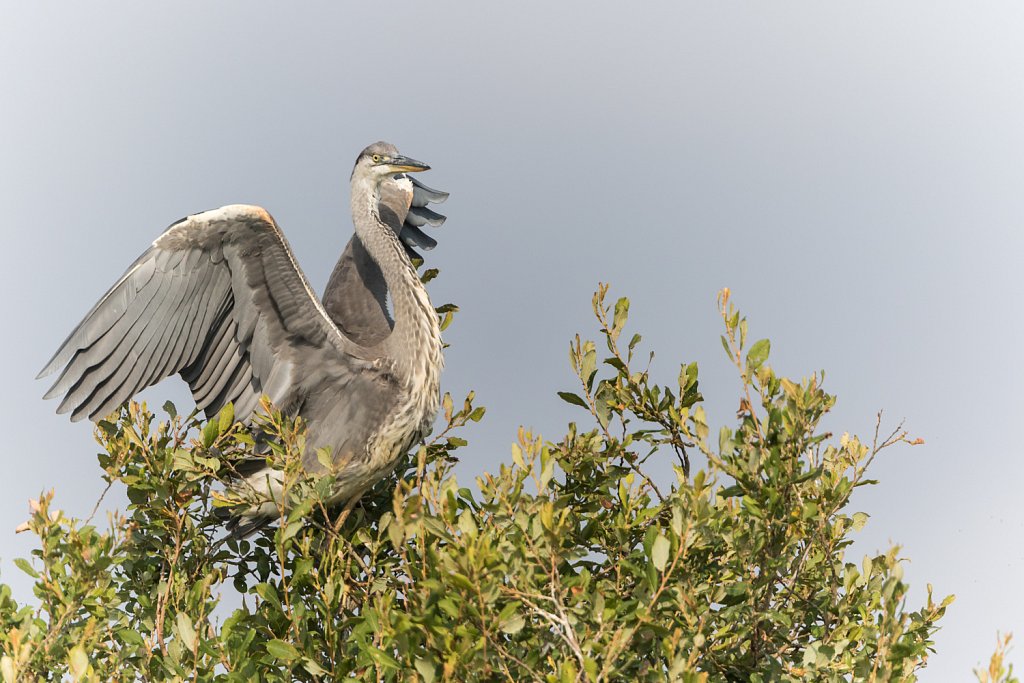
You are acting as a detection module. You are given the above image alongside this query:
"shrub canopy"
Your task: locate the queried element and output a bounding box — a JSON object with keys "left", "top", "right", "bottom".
{"left": 0, "top": 287, "right": 956, "bottom": 681}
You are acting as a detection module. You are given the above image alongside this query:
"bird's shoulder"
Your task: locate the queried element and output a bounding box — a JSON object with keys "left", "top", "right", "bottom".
{"left": 154, "top": 204, "right": 281, "bottom": 251}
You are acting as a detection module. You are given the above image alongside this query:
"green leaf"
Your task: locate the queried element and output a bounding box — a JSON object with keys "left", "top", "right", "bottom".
{"left": 510, "top": 443, "right": 525, "bottom": 468}
{"left": 266, "top": 639, "right": 300, "bottom": 662}
{"left": 126, "top": 486, "right": 149, "bottom": 505}
{"left": 720, "top": 334, "right": 733, "bottom": 359}
{"left": 438, "top": 597, "right": 459, "bottom": 618}
{"left": 13, "top": 558, "right": 38, "bottom": 579}
{"left": 651, "top": 533, "right": 670, "bottom": 572}
{"left": 117, "top": 628, "right": 145, "bottom": 647}
{"left": 414, "top": 658, "right": 437, "bottom": 683}
{"left": 539, "top": 449, "right": 555, "bottom": 489}
{"left": 458, "top": 510, "right": 478, "bottom": 537}
{"left": 303, "top": 659, "right": 329, "bottom": 676}
{"left": 718, "top": 426, "right": 735, "bottom": 456}
{"left": 449, "top": 572, "right": 474, "bottom": 591}
{"left": 557, "top": 391, "right": 588, "bottom": 408}
{"left": 281, "top": 518, "right": 304, "bottom": 542}
{"left": 560, "top": 660, "right": 578, "bottom": 683}
{"left": 439, "top": 309, "right": 455, "bottom": 331}
{"left": 746, "top": 338, "right": 771, "bottom": 370}
{"left": 201, "top": 419, "right": 219, "bottom": 448}
{"left": 176, "top": 612, "right": 196, "bottom": 652}
{"left": 255, "top": 583, "right": 282, "bottom": 611}
{"left": 612, "top": 297, "right": 630, "bottom": 337}
{"left": 316, "top": 446, "right": 334, "bottom": 470}
{"left": 594, "top": 386, "right": 614, "bottom": 429}
{"left": 368, "top": 646, "right": 402, "bottom": 671}
{"left": 582, "top": 343, "right": 598, "bottom": 391}
{"left": 793, "top": 466, "right": 823, "bottom": 484}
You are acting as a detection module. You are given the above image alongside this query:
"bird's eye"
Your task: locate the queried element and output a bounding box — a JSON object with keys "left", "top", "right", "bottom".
{"left": 371, "top": 154, "right": 381, "bottom": 163}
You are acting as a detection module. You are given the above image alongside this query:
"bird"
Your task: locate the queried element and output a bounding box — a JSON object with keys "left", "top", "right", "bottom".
{"left": 37, "top": 141, "right": 448, "bottom": 532}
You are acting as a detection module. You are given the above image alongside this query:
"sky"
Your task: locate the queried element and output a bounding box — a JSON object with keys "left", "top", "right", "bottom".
{"left": 2, "top": 2, "right": 1022, "bottom": 677}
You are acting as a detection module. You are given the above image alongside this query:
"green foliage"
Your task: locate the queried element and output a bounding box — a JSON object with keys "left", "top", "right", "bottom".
{"left": 0, "top": 287, "right": 969, "bottom": 680}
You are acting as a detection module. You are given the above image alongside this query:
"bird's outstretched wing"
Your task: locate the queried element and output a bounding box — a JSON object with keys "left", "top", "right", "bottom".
{"left": 38, "top": 205, "right": 371, "bottom": 422}
{"left": 322, "top": 176, "right": 449, "bottom": 346}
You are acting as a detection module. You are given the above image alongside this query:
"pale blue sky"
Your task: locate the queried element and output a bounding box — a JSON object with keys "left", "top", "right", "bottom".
{"left": 2, "top": 2, "right": 1022, "bottom": 677}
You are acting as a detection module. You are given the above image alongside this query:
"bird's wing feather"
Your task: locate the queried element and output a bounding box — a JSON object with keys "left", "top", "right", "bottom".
{"left": 39, "top": 204, "right": 371, "bottom": 422}
{"left": 398, "top": 176, "right": 447, "bottom": 257}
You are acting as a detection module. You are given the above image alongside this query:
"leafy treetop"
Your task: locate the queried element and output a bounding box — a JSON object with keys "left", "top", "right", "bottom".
{"left": 0, "top": 286, "right": 975, "bottom": 681}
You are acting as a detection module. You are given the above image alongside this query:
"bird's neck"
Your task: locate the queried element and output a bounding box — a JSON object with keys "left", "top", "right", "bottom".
{"left": 350, "top": 177, "right": 442, "bottom": 387}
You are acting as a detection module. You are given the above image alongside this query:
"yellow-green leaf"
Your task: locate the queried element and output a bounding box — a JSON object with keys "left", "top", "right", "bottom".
{"left": 651, "top": 533, "right": 670, "bottom": 572}
{"left": 68, "top": 646, "right": 88, "bottom": 679}
{"left": 176, "top": 612, "right": 196, "bottom": 652}
{"left": 218, "top": 402, "right": 234, "bottom": 434}
{"left": 1, "top": 656, "right": 15, "bottom": 683}
{"left": 266, "top": 639, "right": 300, "bottom": 662}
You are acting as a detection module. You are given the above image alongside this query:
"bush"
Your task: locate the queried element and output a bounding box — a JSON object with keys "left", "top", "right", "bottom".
{"left": 0, "top": 287, "right": 963, "bottom": 681}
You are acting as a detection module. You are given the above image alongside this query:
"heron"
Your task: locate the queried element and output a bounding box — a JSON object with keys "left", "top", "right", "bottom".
{"left": 37, "top": 141, "right": 448, "bottom": 533}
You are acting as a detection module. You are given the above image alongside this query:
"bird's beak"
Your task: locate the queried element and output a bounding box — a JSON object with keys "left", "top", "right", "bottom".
{"left": 387, "top": 155, "right": 430, "bottom": 173}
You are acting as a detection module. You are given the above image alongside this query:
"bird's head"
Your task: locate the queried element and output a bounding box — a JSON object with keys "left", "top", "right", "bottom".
{"left": 353, "top": 142, "right": 430, "bottom": 183}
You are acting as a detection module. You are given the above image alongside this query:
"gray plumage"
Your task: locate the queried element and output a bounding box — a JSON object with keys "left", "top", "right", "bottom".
{"left": 38, "top": 142, "right": 447, "bottom": 527}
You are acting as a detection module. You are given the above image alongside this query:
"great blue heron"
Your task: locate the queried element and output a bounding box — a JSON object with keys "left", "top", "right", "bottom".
{"left": 37, "top": 141, "right": 448, "bottom": 531}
